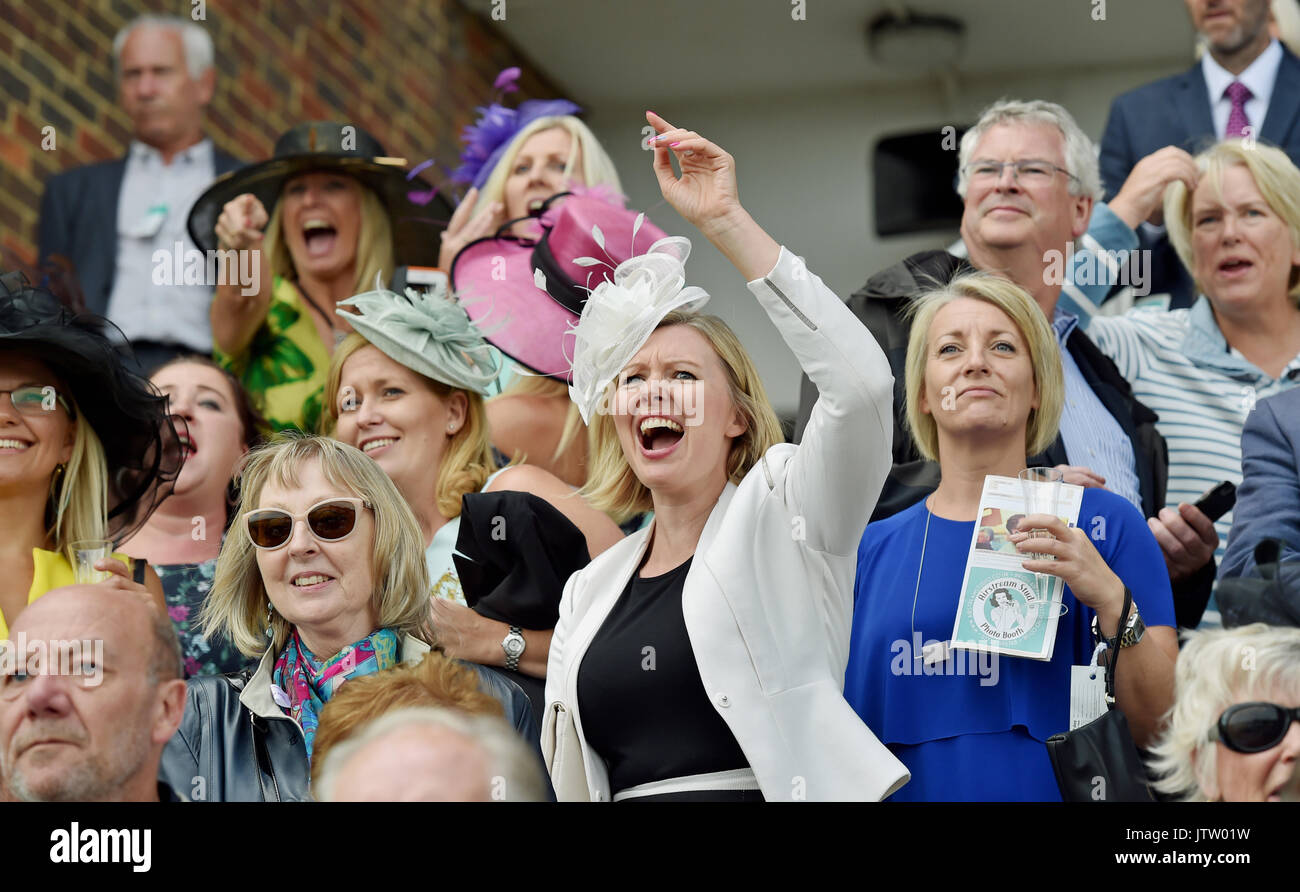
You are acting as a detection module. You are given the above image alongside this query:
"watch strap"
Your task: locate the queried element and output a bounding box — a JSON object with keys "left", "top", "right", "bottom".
{"left": 503, "top": 625, "right": 523, "bottom": 672}
{"left": 1118, "top": 609, "right": 1145, "bottom": 648}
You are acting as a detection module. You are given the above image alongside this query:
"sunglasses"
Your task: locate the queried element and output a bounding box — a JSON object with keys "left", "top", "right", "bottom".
{"left": 1209, "top": 702, "right": 1300, "bottom": 754}
{"left": 243, "top": 498, "right": 372, "bottom": 550}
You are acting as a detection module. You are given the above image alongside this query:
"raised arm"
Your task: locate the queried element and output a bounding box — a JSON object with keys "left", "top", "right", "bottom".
{"left": 647, "top": 113, "right": 894, "bottom": 556}
{"left": 1056, "top": 203, "right": 1140, "bottom": 322}
{"left": 211, "top": 193, "right": 274, "bottom": 356}
{"left": 646, "top": 112, "right": 780, "bottom": 281}
{"left": 1058, "top": 146, "right": 1196, "bottom": 322}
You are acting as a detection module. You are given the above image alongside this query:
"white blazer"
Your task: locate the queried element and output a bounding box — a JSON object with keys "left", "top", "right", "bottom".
{"left": 542, "top": 247, "right": 910, "bottom": 802}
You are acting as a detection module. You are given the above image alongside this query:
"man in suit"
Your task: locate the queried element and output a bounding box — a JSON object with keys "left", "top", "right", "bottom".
{"left": 37, "top": 15, "right": 241, "bottom": 372}
{"left": 796, "top": 99, "right": 1213, "bottom": 628}
{"left": 1100, "top": 0, "right": 1300, "bottom": 307}
{"left": 1220, "top": 387, "right": 1300, "bottom": 579}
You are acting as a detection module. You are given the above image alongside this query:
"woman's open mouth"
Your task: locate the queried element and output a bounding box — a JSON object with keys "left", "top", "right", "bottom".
{"left": 303, "top": 219, "right": 338, "bottom": 258}
{"left": 1218, "top": 257, "right": 1254, "bottom": 278}
{"left": 637, "top": 416, "right": 684, "bottom": 458}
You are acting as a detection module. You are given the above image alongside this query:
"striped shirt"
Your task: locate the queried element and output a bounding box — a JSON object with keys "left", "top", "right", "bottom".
{"left": 1052, "top": 310, "right": 1142, "bottom": 511}
{"left": 1086, "top": 298, "right": 1300, "bottom": 560}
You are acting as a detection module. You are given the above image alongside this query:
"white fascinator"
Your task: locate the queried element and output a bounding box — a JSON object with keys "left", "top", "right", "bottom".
{"left": 566, "top": 232, "right": 709, "bottom": 424}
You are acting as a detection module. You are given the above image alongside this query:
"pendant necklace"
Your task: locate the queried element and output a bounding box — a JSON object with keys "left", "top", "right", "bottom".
{"left": 910, "top": 497, "right": 951, "bottom": 667}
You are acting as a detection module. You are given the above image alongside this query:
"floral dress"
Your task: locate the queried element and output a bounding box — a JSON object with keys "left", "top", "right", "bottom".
{"left": 214, "top": 275, "right": 329, "bottom": 434}
{"left": 155, "top": 559, "right": 255, "bottom": 678}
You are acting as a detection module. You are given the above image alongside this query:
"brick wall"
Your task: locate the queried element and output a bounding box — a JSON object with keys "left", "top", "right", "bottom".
{"left": 0, "top": 0, "right": 561, "bottom": 272}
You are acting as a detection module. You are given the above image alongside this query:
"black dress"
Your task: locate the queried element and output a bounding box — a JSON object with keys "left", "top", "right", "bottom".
{"left": 577, "top": 557, "right": 760, "bottom": 802}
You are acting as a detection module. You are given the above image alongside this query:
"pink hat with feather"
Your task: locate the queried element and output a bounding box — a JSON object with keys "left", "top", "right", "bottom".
{"left": 449, "top": 186, "right": 669, "bottom": 379}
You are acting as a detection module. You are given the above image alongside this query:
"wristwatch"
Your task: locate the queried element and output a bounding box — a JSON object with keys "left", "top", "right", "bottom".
{"left": 502, "top": 626, "right": 525, "bottom": 672}
{"left": 1091, "top": 607, "right": 1146, "bottom": 648}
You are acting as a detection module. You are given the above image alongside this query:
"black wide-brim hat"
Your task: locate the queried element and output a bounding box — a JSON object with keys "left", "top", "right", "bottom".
{"left": 187, "top": 122, "right": 454, "bottom": 268}
{"left": 0, "top": 273, "right": 184, "bottom": 545}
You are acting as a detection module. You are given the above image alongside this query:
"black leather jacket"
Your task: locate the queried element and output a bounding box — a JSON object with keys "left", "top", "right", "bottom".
{"left": 158, "top": 636, "right": 541, "bottom": 802}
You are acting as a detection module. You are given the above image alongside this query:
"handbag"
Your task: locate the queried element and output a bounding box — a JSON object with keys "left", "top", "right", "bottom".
{"left": 1216, "top": 539, "right": 1300, "bottom": 628}
{"left": 1045, "top": 587, "right": 1155, "bottom": 802}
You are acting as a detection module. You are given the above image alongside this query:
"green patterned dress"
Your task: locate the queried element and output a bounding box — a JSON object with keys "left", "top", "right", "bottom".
{"left": 215, "top": 275, "right": 330, "bottom": 433}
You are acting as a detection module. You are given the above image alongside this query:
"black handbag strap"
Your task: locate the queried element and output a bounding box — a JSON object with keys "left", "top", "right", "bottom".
{"left": 1103, "top": 586, "right": 1134, "bottom": 707}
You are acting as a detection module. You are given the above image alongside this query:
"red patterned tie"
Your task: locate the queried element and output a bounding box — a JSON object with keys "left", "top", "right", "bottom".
{"left": 1225, "top": 81, "right": 1253, "bottom": 138}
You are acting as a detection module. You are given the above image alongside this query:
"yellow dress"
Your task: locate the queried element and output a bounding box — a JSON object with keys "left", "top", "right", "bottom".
{"left": 0, "top": 548, "right": 131, "bottom": 640}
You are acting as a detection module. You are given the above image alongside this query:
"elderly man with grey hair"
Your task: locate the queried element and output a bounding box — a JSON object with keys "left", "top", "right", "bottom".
{"left": 314, "top": 707, "right": 548, "bottom": 802}
{"left": 1149, "top": 623, "right": 1300, "bottom": 801}
{"left": 36, "top": 13, "right": 242, "bottom": 372}
{"left": 0, "top": 586, "right": 187, "bottom": 802}
{"left": 795, "top": 99, "right": 1220, "bottom": 628}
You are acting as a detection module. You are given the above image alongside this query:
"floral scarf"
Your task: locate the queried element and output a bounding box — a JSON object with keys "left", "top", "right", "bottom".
{"left": 271, "top": 626, "right": 400, "bottom": 761}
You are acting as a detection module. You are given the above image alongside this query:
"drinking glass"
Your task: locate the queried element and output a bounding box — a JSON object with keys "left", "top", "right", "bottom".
{"left": 71, "top": 539, "right": 114, "bottom": 584}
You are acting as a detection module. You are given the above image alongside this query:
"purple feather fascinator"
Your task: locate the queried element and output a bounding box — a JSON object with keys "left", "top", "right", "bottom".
{"left": 452, "top": 77, "right": 582, "bottom": 190}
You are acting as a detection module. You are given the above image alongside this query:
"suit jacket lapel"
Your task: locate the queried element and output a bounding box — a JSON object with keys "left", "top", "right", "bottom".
{"left": 102, "top": 157, "right": 127, "bottom": 237}
{"left": 84, "top": 158, "right": 128, "bottom": 316}
{"left": 214, "top": 148, "right": 242, "bottom": 177}
{"left": 1261, "top": 50, "right": 1300, "bottom": 147}
{"left": 1173, "top": 64, "right": 1216, "bottom": 152}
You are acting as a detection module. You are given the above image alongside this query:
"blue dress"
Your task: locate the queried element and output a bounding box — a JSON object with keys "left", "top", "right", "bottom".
{"left": 844, "top": 488, "right": 1175, "bottom": 801}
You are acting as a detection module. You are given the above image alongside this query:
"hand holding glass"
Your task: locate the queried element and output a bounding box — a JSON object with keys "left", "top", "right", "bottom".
{"left": 71, "top": 539, "right": 114, "bottom": 584}
{"left": 1018, "top": 467, "right": 1063, "bottom": 561}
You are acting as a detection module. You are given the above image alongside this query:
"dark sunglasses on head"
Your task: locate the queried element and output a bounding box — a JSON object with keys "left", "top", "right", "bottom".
{"left": 1209, "top": 702, "right": 1300, "bottom": 754}
{"left": 243, "top": 497, "right": 372, "bottom": 550}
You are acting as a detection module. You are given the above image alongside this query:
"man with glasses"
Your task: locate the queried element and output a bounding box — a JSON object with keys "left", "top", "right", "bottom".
{"left": 0, "top": 585, "right": 187, "bottom": 801}
{"left": 797, "top": 100, "right": 1213, "bottom": 626}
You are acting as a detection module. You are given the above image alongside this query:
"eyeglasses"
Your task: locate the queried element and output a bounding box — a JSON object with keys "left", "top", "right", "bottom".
{"left": 964, "top": 160, "right": 1081, "bottom": 189}
{"left": 243, "top": 497, "right": 372, "bottom": 550}
{"left": 1, "top": 385, "right": 73, "bottom": 417}
{"left": 1208, "top": 702, "right": 1300, "bottom": 754}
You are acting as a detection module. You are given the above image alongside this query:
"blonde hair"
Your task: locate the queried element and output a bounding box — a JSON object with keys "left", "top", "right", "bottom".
{"left": 903, "top": 272, "right": 1064, "bottom": 463}
{"left": 51, "top": 405, "right": 109, "bottom": 559}
{"left": 1148, "top": 624, "right": 1300, "bottom": 801}
{"left": 322, "top": 333, "right": 495, "bottom": 519}
{"left": 1164, "top": 139, "right": 1300, "bottom": 301}
{"left": 1273, "top": 0, "right": 1300, "bottom": 55}
{"left": 493, "top": 374, "right": 586, "bottom": 466}
{"left": 263, "top": 177, "right": 395, "bottom": 296}
{"left": 310, "top": 650, "right": 503, "bottom": 789}
{"left": 471, "top": 116, "right": 621, "bottom": 226}
{"left": 201, "top": 434, "right": 432, "bottom": 657}
{"left": 580, "top": 312, "right": 783, "bottom": 523}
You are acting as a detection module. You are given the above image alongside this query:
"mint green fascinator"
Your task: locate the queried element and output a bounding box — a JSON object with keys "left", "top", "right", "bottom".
{"left": 337, "top": 285, "right": 501, "bottom": 396}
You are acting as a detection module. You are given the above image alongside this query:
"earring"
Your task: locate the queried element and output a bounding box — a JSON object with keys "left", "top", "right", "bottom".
{"left": 48, "top": 463, "right": 68, "bottom": 511}
{"left": 265, "top": 601, "right": 276, "bottom": 640}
